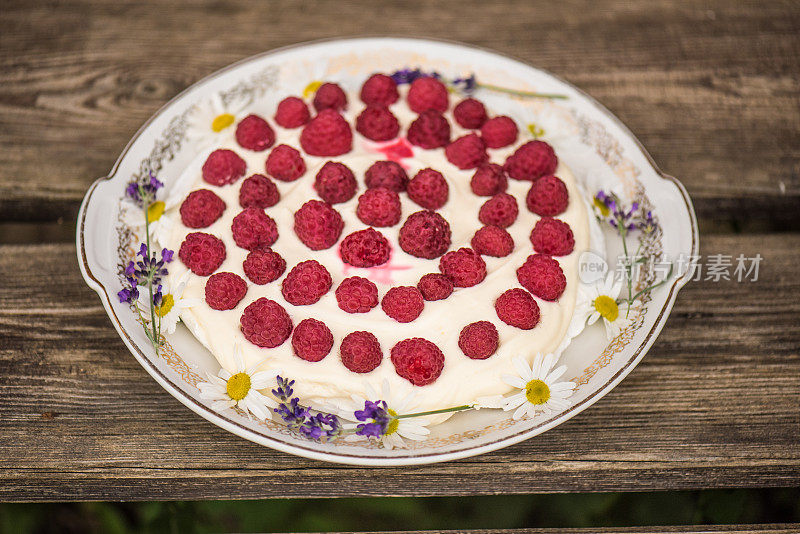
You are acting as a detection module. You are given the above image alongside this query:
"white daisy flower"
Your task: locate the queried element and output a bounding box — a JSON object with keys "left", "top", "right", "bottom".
{"left": 197, "top": 344, "right": 280, "bottom": 420}
{"left": 137, "top": 270, "right": 201, "bottom": 335}
{"left": 500, "top": 353, "right": 576, "bottom": 420}
{"left": 121, "top": 187, "right": 181, "bottom": 249}
{"left": 187, "top": 92, "right": 251, "bottom": 148}
{"left": 576, "top": 272, "right": 641, "bottom": 340}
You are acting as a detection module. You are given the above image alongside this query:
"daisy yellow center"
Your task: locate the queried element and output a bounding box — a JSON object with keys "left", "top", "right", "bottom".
{"left": 211, "top": 113, "right": 235, "bottom": 132}
{"left": 593, "top": 196, "right": 611, "bottom": 217}
{"left": 155, "top": 294, "right": 174, "bottom": 318}
{"left": 146, "top": 201, "right": 165, "bottom": 223}
{"left": 525, "top": 379, "right": 551, "bottom": 405}
{"left": 226, "top": 372, "right": 251, "bottom": 401}
{"left": 385, "top": 408, "right": 399, "bottom": 436}
{"left": 527, "top": 123, "right": 545, "bottom": 138}
{"left": 302, "top": 80, "right": 323, "bottom": 98}
{"left": 593, "top": 295, "right": 619, "bottom": 322}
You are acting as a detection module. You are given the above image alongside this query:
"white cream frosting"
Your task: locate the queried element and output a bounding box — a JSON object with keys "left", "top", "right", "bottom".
{"left": 161, "top": 89, "right": 595, "bottom": 415}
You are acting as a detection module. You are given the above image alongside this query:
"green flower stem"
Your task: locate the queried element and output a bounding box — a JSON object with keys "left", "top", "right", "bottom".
{"left": 631, "top": 263, "right": 674, "bottom": 302}
{"left": 476, "top": 82, "right": 568, "bottom": 100}
{"left": 395, "top": 404, "right": 473, "bottom": 420}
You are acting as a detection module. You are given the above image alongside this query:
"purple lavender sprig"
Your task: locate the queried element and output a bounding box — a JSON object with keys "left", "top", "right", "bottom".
{"left": 354, "top": 400, "right": 392, "bottom": 438}
{"left": 272, "top": 376, "right": 343, "bottom": 442}
{"left": 125, "top": 172, "right": 164, "bottom": 209}
{"left": 390, "top": 68, "right": 566, "bottom": 100}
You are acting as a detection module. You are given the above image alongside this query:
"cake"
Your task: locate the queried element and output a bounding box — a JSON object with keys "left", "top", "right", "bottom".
{"left": 158, "top": 73, "right": 594, "bottom": 420}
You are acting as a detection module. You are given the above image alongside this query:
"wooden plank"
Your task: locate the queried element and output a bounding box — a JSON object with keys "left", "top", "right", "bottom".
{"left": 0, "top": 0, "right": 798, "bottom": 223}
{"left": 317, "top": 528, "right": 800, "bottom": 534}
{"left": 0, "top": 233, "right": 798, "bottom": 501}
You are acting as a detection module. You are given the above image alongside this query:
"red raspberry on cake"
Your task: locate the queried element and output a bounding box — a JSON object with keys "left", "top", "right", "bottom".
{"left": 516, "top": 253, "right": 567, "bottom": 301}
{"left": 407, "top": 77, "right": 449, "bottom": 113}
{"left": 180, "top": 189, "right": 226, "bottom": 228}
{"left": 274, "top": 96, "right": 310, "bottom": 128}
{"left": 471, "top": 225, "right": 514, "bottom": 257}
{"left": 478, "top": 192, "right": 519, "bottom": 228}
{"left": 439, "top": 247, "right": 487, "bottom": 287}
{"left": 312, "top": 82, "right": 348, "bottom": 112}
{"left": 202, "top": 149, "right": 246, "bottom": 186}
{"left": 205, "top": 272, "right": 247, "bottom": 310}
{"left": 281, "top": 260, "right": 332, "bottom": 305}
{"left": 292, "top": 318, "right": 334, "bottom": 362}
{"left": 339, "top": 228, "right": 391, "bottom": 268}
{"left": 407, "top": 111, "right": 451, "bottom": 149}
{"left": 391, "top": 338, "right": 445, "bottom": 386}
{"left": 504, "top": 140, "right": 558, "bottom": 181}
{"left": 340, "top": 331, "right": 383, "bottom": 373}
{"left": 530, "top": 217, "right": 575, "bottom": 256}
{"left": 381, "top": 286, "right": 424, "bottom": 323}
{"left": 294, "top": 200, "right": 344, "bottom": 250}
{"left": 239, "top": 174, "right": 279, "bottom": 209}
{"left": 242, "top": 248, "right": 286, "bottom": 285}
{"left": 417, "top": 273, "right": 454, "bottom": 301}
{"left": 458, "top": 321, "right": 499, "bottom": 359}
{"left": 360, "top": 73, "right": 399, "bottom": 107}
{"left": 356, "top": 187, "right": 402, "bottom": 227}
{"left": 235, "top": 114, "right": 275, "bottom": 152}
{"left": 398, "top": 210, "right": 452, "bottom": 259}
{"left": 445, "top": 133, "right": 488, "bottom": 170}
{"left": 364, "top": 160, "right": 409, "bottom": 192}
{"left": 231, "top": 207, "right": 278, "bottom": 251}
{"left": 526, "top": 174, "right": 569, "bottom": 216}
{"left": 266, "top": 144, "right": 306, "bottom": 182}
{"left": 470, "top": 163, "right": 508, "bottom": 197}
{"left": 495, "top": 288, "right": 540, "bottom": 330}
{"left": 453, "top": 98, "right": 488, "bottom": 129}
{"left": 300, "top": 109, "right": 353, "bottom": 157}
{"left": 407, "top": 168, "right": 449, "bottom": 210}
{"left": 178, "top": 232, "right": 226, "bottom": 276}
{"left": 480, "top": 116, "right": 518, "bottom": 149}
{"left": 313, "top": 161, "right": 357, "bottom": 204}
{"left": 356, "top": 106, "right": 400, "bottom": 141}
{"left": 240, "top": 297, "right": 293, "bottom": 348}
{"left": 335, "top": 276, "right": 379, "bottom": 314}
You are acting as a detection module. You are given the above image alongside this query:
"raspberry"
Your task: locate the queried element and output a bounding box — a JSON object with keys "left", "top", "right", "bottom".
{"left": 314, "top": 161, "right": 357, "bottom": 204}
{"left": 300, "top": 109, "right": 352, "bottom": 156}
{"left": 266, "top": 144, "right": 306, "bottom": 182}
{"left": 417, "top": 273, "right": 453, "bottom": 301}
{"left": 458, "top": 321, "right": 499, "bottom": 359}
{"left": 518, "top": 252, "right": 568, "bottom": 301}
{"left": 526, "top": 174, "right": 569, "bottom": 216}
{"left": 364, "top": 160, "right": 409, "bottom": 192}
{"left": 495, "top": 288, "right": 540, "bottom": 330}
{"left": 239, "top": 174, "right": 279, "bottom": 209}
{"left": 205, "top": 272, "right": 247, "bottom": 310}
{"left": 453, "top": 98, "right": 488, "bottom": 129}
{"left": 445, "top": 133, "right": 488, "bottom": 170}
{"left": 339, "top": 228, "right": 391, "bottom": 268}
{"left": 202, "top": 149, "right": 246, "bottom": 186}
{"left": 281, "top": 260, "right": 332, "bottom": 305}
{"left": 180, "top": 189, "right": 226, "bottom": 228}
{"left": 504, "top": 140, "right": 558, "bottom": 181}
{"left": 274, "top": 96, "right": 310, "bottom": 128}
{"left": 294, "top": 200, "right": 344, "bottom": 250}
{"left": 480, "top": 116, "right": 518, "bottom": 149}
{"left": 398, "top": 210, "right": 452, "bottom": 259}
{"left": 178, "top": 232, "right": 226, "bottom": 276}
{"left": 471, "top": 225, "right": 514, "bottom": 257}
{"left": 439, "top": 247, "right": 487, "bottom": 287}
{"left": 408, "top": 168, "right": 449, "bottom": 210}
{"left": 530, "top": 217, "right": 575, "bottom": 256}
{"left": 478, "top": 192, "right": 519, "bottom": 228}
{"left": 390, "top": 338, "right": 445, "bottom": 386}
{"left": 242, "top": 248, "right": 286, "bottom": 285}
{"left": 312, "top": 82, "right": 347, "bottom": 112}
{"left": 470, "top": 163, "right": 508, "bottom": 197}
{"left": 240, "top": 297, "right": 293, "bottom": 348}
{"left": 231, "top": 207, "right": 278, "bottom": 251}
{"left": 292, "top": 318, "right": 333, "bottom": 362}
{"left": 381, "top": 286, "right": 424, "bottom": 323}
{"left": 360, "top": 73, "right": 399, "bottom": 107}
{"left": 355, "top": 106, "right": 400, "bottom": 142}
{"left": 356, "top": 187, "right": 402, "bottom": 227}
{"left": 235, "top": 114, "right": 275, "bottom": 152}
{"left": 406, "top": 77, "right": 449, "bottom": 113}
{"left": 335, "top": 276, "right": 379, "bottom": 313}
{"left": 340, "top": 331, "right": 382, "bottom": 373}
{"left": 407, "top": 111, "right": 451, "bottom": 149}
